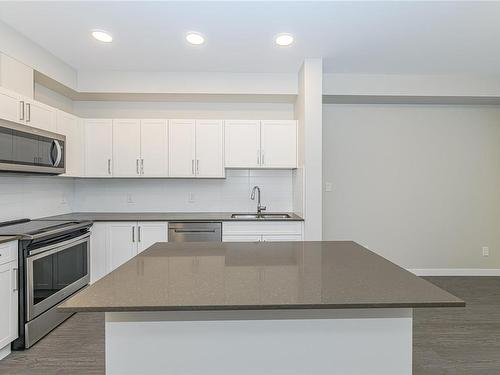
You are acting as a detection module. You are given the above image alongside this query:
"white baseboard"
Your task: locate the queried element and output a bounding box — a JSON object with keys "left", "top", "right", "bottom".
{"left": 408, "top": 268, "right": 500, "bottom": 276}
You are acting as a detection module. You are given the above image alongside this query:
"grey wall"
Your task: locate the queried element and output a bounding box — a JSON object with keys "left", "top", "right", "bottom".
{"left": 323, "top": 104, "right": 500, "bottom": 269}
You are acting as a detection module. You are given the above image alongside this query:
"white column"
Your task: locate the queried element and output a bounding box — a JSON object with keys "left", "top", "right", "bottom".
{"left": 294, "top": 58, "right": 323, "bottom": 240}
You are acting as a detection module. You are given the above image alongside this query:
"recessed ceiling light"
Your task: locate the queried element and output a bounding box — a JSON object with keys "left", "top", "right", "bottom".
{"left": 275, "top": 33, "right": 294, "bottom": 46}
{"left": 91, "top": 30, "right": 113, "bottom": 43}
{"left": 186, "top": 32, "right": 205, "bottom": 45}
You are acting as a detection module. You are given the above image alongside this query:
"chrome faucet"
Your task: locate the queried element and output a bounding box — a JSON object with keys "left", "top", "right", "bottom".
{"left": 251, "top": 186, "right": 266, "bottom": 214}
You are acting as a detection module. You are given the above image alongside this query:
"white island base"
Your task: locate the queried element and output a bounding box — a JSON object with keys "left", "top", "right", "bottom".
{"left": 105, "top": 308, "right": 412, "bottom": 375}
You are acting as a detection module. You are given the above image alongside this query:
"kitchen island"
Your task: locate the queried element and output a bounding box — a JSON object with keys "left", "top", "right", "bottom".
{"left": 59, "top": 241, "right": 464, "bottom": 375}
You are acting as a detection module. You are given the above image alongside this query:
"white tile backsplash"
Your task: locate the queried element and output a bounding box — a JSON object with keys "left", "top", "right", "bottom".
{"left": 0, "top": 176, "right": 75, "bottom": 222}
{"left": 0, "top": 170, "right": 293, "bottom": 221}
{"left": 73, "top": 170, "right": 293, "bottom": 213}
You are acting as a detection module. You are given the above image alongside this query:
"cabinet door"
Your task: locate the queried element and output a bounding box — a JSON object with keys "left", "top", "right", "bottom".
{"left": 56, "top": 111, "right": 83, "bottom": 177}
{"left": 222, "top": 235, "right": 262, "bottom": 242}
{"left": 84, "top": 119, "right": 113, "bottom": 177}
{"left": 195, "top": 120, "right": 224, "bottom": 177}
{"left": 113, "top": 119, "right": 141, "bottom": 177}
{"left": 0, "top": 87, "right": 21, "bottom": 124}
{"left": 106, "top": 222, "right": 138, "bottom": 272}
{"left": 168, "top": 119, "right": 195, "bottom": 177}
{"left": 137, "top": 222, "right": 168, "bottom": 253}
{"left": 224, "top": 120, "right": 260, "bottom": 168}
{"left": 140, "top": 119, "right": 168, "bottom": 177}
{"left": 260, "top": 120, "right": 297, "bottom": 168}
{"left": 90, "top": 223, "right": 107, "bottom": 284}
{"left": 25, "top": 100, "right": 56, "bottom": 132}
{"left": 0, "top": 262, "right": 18, "bottom": 348}
{"left": 261, "top": 234, "right": 303, "bottom": 242}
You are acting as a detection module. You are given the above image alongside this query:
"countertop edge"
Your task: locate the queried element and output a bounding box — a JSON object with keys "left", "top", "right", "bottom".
{"left": 38, "top": 212, "right": 304, "bottom": 222}
{"left": 0, "top": 235, "right": 21, "bottom": 244}
{"left": 58, "top": 301, "right": 466, "bottom": 313}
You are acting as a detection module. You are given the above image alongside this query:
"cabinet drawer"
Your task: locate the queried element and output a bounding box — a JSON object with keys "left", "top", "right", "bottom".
{"left": 223, "top": 222, "right": 303, "bottom": 236}
{"left": 0, "top": 241, "right": 17, "bottom": 265}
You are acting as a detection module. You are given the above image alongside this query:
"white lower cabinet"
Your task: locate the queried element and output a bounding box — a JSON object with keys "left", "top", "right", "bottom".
{"left": 90, "top": 222, "right": 169, "bottom": 282}
{"left": 222, "top": 221, "right": 303, "bottom": 242}
{"left": 0, "top": 241, "right": 18, "bottom": 359}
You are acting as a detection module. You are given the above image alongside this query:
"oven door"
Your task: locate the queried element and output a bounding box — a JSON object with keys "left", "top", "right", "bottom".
{"left": 25, "top": 233, "right": 90, "bottom": 320}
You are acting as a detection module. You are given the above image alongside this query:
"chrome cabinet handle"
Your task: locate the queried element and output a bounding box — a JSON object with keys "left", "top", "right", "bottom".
{"left": 196, "top": 159, "right": 199, "bottom": 175}
{"left": 257, "top": 150, "right": 260, "bottom": 165}
{"left": 262, "top": 151, "right": 265, "bottom": 166}
{"left": 136, "top": 159, "right": 140, "bottom": 175}
{"left": 26, "top": 103, "right": 31, "bottom": 122}
{"left": 138, "top": 226, "right": 141, "bottom": 242}
{"left": 20, "top": 101, "right": 25, "bottom": 121}
{"left": 108, "top": 159, "right": 111, "bottom": 175}
{"left": 191, "top": 159, "right": 195, "bottom": 175}
{"left": 13, "top": 268, "right": 18, "bottom": 292}
{"left": 141, "top": 159, "right": 144, "bottom": 175}
{"left": 132, "top": 226, "right": 135, "bottom": 242}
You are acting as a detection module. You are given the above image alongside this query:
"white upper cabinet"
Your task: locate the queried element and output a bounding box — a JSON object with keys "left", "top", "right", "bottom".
{"left": 24, "top": 100, "right": 56, "bottom": 132}
{"left": 0, "top": 87, "right": 22, "bottom": 124}
{"left": 0, "top": 53, "right": 33, "bottom": 99}
{"left": 225, "top": 120, "right": 297, "bottom": 169}
{"left": 195, "top": 120, "right": 224, "bottom": 177}
{"left": 140, "top": 119, "right": 168, "bottom": 177}
{"left": 113, "top": 119, "right": 141, "bottom": 177}
{"left": 224, "top": 120, "right": 260, "bottom": 168}
{"left": 84, "top": 119, "right": 113, "bottom": 177}
{"left": 260, "top": 120, "right": 297, "bottom": 168}
{"left": 56, "top": 111, "right": 84, "bottom": 177}
{"left": 169, "top": 119, "right": 196, "bottom": 177}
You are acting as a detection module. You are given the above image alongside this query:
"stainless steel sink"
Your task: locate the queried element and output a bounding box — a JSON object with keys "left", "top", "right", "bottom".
{"left": 231, "top": 213, "right": 291, "bottom": 219}
{"left": 231, "top": 214, "right": 259, "bottom": 219}
{"left": 261, "top": 214, "right": 291, "bottom": 219}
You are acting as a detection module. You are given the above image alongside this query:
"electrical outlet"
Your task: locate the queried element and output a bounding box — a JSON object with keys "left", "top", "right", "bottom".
{"left": 188, "top": 192, "right": 195, "bottom": 203}
{"left": 126, "top": 194, "right": 135, "bottom": 204}
{"left": 482, "top": 247, "right": 489, "bottom": 257}
{"left": 325, "top": 182, "right": 333, "bottom": 192}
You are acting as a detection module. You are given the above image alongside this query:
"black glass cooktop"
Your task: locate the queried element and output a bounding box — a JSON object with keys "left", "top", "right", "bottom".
{"left": 0, "top": 220, "right": 82, "bottom": 236}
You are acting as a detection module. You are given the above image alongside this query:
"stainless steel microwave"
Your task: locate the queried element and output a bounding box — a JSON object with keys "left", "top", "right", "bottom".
{"left": 0, "top": 118, "right": 65, "bottom": 175}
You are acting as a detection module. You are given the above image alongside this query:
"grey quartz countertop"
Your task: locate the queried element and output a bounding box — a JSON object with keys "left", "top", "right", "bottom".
{"left": 0, "top": 235, "right": 19, "bottom": 245}
{"left": 38, "top": 212, "right": 304, "bottom": 222}
{"left": 59, "top": 241, "right": 464, "bottom": 313}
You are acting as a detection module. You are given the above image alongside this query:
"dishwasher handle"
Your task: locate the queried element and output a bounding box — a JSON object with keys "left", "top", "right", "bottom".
{"left": 172, "top": 229, "right": 217, "bottom": 233}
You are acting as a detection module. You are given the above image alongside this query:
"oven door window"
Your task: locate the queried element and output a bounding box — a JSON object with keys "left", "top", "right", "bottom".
{"left": 32, "top": 241, "right": 88, "bottom": 306}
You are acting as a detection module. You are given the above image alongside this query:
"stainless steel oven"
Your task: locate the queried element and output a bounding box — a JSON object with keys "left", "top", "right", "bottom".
{"left": 25, "top": 233, "right": 90, "bottom": 321}
{"left": 0, "top": 219, "right": 92, "bottom": 349}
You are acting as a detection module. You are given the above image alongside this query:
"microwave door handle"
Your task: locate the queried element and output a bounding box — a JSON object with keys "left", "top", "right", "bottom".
{"left": 53, "top": 140, "right": 62, "bottom": 166}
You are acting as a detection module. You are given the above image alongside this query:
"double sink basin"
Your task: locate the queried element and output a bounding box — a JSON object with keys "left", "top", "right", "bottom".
{"left": 231, "top": 213, "right": 291, "bottom": 219}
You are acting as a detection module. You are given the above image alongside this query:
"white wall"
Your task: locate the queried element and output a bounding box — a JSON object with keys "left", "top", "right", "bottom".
{"left": 77, "top": 71, "right": 297, "bottom": 95}
{"left": 73, "top": 170, "right": 293, "bottom": 213}
{"left": 323, "top": 104, "right": 500, "bottom": 269}
{"left": 323, "top": 73, "right": 500, "bottom": 97}
{"left": 73, "top": 101, "right": 294, "bottom": 120}
{"left": 0, "top": 176, "right": 74, "bottom": 222}
{"left": 35, "top": 83, "right": 74, "bottom": 113}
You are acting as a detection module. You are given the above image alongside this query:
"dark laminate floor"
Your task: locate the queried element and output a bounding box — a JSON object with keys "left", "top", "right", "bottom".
{"left": 0, "top": 277, "right": 498, "bottom": 374}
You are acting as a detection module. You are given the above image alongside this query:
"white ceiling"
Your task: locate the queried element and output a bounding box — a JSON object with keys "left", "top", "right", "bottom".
{"left": 1, "top": 1, "right": 500, "bottom": 75}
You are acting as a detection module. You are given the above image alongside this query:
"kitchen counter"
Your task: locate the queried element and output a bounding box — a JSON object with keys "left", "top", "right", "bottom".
{"left": 0, "top": 235, "right": 19, "bottom": 244}
{"left": 61, "top": 240, "right": 463, "bottom": 374}
{"left": 59, "top": 241, "right": 463, "bottom": 312}
{"left": 39, "top": 211, "right": 303, "bottom": 222}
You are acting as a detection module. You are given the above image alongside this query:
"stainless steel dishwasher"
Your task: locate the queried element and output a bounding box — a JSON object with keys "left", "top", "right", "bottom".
{"left": 168, "top": 222, "right": 222, "bottom": 242}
